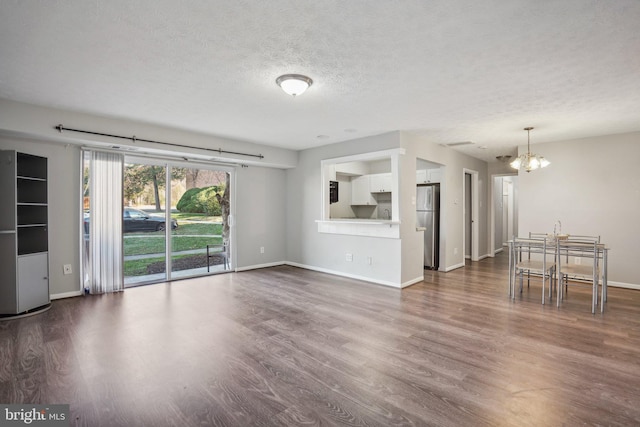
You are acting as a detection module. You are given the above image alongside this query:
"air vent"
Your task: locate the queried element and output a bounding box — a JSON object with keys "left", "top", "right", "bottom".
{"left": 445, "top": 141, "right": 475, "bottom": 147}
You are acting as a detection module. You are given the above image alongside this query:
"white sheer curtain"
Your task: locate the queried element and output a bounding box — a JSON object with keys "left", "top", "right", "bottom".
{"left": 88, "top": 150, "right": 124, "bottom": 294}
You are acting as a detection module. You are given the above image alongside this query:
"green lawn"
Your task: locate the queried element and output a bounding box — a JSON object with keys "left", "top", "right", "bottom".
{"left": 124, "top": 235, "right": 223, "bottom": 256}
{"left": 170, "top": 212, "right": 221, "bottom": 222}
{"left": 124, "top": 253, "right": 213, "bottom": 277}
{"left": 123, "top": 213, "right": 226, "bottom": 275}
{"left": 173, "top": 222, "right": 222, "bottom": 236}
{"left": 125, "top": 214, "right": 222, "bottom": 237}
{"left": 124, "top": 256, "right": 165, "bottom": 276}
{"left": 124, "top": 222, "right": 224, "bottom": 256}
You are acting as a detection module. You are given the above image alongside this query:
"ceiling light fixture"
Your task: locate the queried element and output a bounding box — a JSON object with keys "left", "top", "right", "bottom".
{"left": 276, "top": 74, "right": 313, "bottom": 97}
{"left": 510, "top": 127, "right": 550, "bottom": 172}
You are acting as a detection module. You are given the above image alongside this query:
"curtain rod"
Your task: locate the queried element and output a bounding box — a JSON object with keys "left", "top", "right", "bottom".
{"left": 81, "top": 146, "right": 247, "bottom": 169}
{"left": 54, "top": 124, "right": 264, "bottom": 159}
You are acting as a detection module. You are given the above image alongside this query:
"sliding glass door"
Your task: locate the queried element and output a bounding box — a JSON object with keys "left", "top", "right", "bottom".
{"left": 169, "top": 165, "right": 230, "bottom": 279}
{"left": 122, "top": 160, "right": 168, "bottom": 286}
{"left": 83, "top": 152, "right": 234, "bottom": 288}
{"left": 120, "top": 158, "right": 232, "bottom": 286}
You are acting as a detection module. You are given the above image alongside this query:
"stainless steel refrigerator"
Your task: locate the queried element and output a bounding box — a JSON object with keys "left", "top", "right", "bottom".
{"left": 416, "top": 184, "right": 440, "bottom": 270}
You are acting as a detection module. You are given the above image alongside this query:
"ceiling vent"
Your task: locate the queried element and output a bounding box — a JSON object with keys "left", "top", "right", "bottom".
{"left": 445, "top": 141, "right": 475, "bottom": 147}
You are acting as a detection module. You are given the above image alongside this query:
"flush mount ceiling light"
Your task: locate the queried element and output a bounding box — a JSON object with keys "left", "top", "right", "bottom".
{"left": 510, "top": 127, "right": 550, "bottom": 172}
{"left": 276, "top": 74, "right": 313, "bottom": 97}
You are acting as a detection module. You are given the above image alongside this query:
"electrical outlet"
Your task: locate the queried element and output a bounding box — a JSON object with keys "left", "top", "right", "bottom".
{"left": 574, "top": 257, "right": 581, "bottom": 265}
{"left": 454, "top": 248, "right": 459, "bottom": 255}
{"left": 63, "top": 264, "right": 72, "bottom": 275}
{"left": 367, "top": 256, "right": 372, "bottom": 265}
{"left": 346, "top": 253, "right": 353, "bottom": 262}
{"left": 260, "top": 246, "right": 265, "bottom": 254}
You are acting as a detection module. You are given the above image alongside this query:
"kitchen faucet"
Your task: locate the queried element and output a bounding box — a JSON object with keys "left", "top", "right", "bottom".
{"left": 384, "top": 209, "right": 390, "bottom": 220}
{"left": 554, "top": 219, "right": 562, "bottom": 235}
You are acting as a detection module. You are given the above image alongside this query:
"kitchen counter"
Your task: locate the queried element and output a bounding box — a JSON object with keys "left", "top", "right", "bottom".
{"left": 316, "top": 219, "right": 401, "bottom": 239}
{"left": 324, "top": 218, "right": 400, "bottom": 225}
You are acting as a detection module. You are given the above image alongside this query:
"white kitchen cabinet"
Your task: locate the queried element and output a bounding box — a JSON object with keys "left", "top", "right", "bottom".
{"left": 351, "top": 175, "right": 377, "bottom": 205}
{"left": 369, "top": 173, "right": 393, "bottom": 193}
{"left": 428, "top": 169, "right": 442, "bottom": 183}
{"left": 417, "top": 168, "right": 442, "bottom": 184}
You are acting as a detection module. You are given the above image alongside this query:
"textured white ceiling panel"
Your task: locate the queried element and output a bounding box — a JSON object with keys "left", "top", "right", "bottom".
{"left": 1, "top": 0, "right": 639, "bottom": 161}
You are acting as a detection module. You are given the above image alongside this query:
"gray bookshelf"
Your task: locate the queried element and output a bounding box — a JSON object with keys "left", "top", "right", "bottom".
{"left": 0, "top": 150, "right": 50, "bottom": 315}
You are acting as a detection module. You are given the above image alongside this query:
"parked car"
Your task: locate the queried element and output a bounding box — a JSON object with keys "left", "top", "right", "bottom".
{"left": 123, "top": 207, "right": 178, "bottom": 232}
{"left": 83, "top": 207, "right": 178, "bottom": 233}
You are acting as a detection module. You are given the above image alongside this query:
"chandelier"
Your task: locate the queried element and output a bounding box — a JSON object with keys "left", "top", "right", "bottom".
{"left": 510, "top": 127, "right": 550, "bottom": 172}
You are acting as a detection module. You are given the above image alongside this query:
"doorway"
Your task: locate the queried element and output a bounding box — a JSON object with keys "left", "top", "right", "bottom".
{"left": 462, "top": 169, "right": 479, "bottom": 263}
{"left": 491, "top": 175, "right": 518, "bottom": 254}
{"left": 122, "top": 158, "right": 233, "bottom": 286}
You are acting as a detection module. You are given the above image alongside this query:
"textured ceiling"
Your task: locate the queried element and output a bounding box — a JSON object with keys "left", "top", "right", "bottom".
{"left": 1, "top": 0, "right": 639, "bottom": 162}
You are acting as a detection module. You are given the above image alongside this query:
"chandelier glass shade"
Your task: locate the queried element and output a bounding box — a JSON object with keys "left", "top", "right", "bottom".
{"left": 510, "top": 127, "right": 550, "bottom": 172}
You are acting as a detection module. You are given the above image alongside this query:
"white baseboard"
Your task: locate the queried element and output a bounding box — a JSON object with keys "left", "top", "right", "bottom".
{"left": 401, "top": 276, "right": 424, "bottom": 288}
{"left": 50, "top": 290, "right": 83, "bottom": 300}
{"left": 285, "top": 261, "right": 403, "bottom": 288}
{"left": 444, "top": 262, "right": 465, "bottom": 272}
{"left": 479, "top": 253, "right": 491, "bottom": 261}
{"left": 494, "top": 247, "right": 504, "bottom": 255}
{"left": 608, "top": 281, "right": 640, "bottom": 290}
{"left": 235, "top": 261, "right": 286, "bottom": 272}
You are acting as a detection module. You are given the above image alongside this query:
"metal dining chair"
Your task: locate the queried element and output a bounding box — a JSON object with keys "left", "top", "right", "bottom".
{"left": 557, "top": 239, "right": 603, "bottom": 313}
{"left": 558, "top": 235, "right": 600, "bottom": 293}
{"left": 512, "top": 237, "right": 557, "bottom": 304}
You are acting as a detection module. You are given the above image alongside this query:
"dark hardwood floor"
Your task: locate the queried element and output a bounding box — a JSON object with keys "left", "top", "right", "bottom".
{"left": 2, "top": 252, "right": 640, "bottom": 426}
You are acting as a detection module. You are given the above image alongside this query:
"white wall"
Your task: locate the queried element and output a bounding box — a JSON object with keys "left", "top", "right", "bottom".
{"left": 286, "top": 132, "right": 406, "bottom": 286}
{"left": 517, "top": 131, "right": 640, "bottom": 287}
{"left": 0, "top": 99, "right": 297, "bottom": 169}
{"left": 235, "top": 165, "right": 287, "bottom": 269}
{"left": 1, "top": 99, "right": 503, "bottom": 293}
{"left": 397, "top": 143, "right": 425, "bottom": 284}
{"left": 1, "top": 100, "right": 293, "bottom": 297}
{"left": 401, "top": 133, "right": 490, "bottom": 270}
{"left": 285, "top": 130, "right": 491, "bottom": 287}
